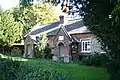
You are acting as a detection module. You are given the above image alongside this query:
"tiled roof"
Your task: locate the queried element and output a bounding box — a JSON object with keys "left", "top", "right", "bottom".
{"left": 71, "top": 37, "right": 79, "bottom": 42}
{"left": 30, "top": 21, "right": 60, "bottom": 35}
{"left": 28, "top": 19, "right": 90, "bottom": 41}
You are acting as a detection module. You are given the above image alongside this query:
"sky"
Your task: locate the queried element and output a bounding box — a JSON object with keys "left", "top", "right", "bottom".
{"left": 0, "top": 0, "right": 19, "bottom": 10}
{"left": 0, "top": 0, "right": 81, "bottom": 19}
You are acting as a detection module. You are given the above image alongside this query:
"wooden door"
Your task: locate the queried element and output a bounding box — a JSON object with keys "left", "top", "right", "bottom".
{"left": 59, "top": 43, "right": 65, "bottom": 56}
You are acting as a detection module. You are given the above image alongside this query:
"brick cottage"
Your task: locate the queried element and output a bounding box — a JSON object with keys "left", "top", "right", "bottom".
{"left": 24, "top": 15, "right": 104, "bottom": 62}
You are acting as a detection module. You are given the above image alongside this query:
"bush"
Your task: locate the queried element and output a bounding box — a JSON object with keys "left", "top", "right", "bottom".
{"left": 35, "top": 33, "right": 48, "bottom": 59}
{"left": 107, "top": 59, "right": 120, "bottom": 80}
{"left": 16, "top": 61, "right": 71, "bottom": 80}
{"left": 35, "top": 50, "right": 44, "bottom": 58}
{"left": 81, "top": 53, "right": 108, "bottom": 67}
{"left": 44, "top": 43, "right": 51, "bottom": 59}
{"left": 11, "top": 47, "right": 22, "bottom": 57}
{"left": 0, "top": 58, "right": 20, "bottom": 80}
{"left": 0, "top": 58, "right": 70, "bottom": 80}
{"left": 35, "top": 43, "right": 52, "bottom": 59}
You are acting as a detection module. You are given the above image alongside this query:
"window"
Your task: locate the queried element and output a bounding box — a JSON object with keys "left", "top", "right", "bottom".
{"left": 36, "top": 36, "right": 40, "bottom": 42}
{"left": 59, "top": 36, "right": 64, "bottom": 40}
{"left": 81, "top": 39, "right": 91, "bottom": 53}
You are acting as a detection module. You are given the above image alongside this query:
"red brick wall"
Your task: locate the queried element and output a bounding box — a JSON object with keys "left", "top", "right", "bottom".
{"left": 47, "top": 36, "right": 55, "bottom": 41}
{"left": 71, "top": 33, "right": 95, "bottom": 40}
{"left": 48, "top": 33, "right": 95, "bottom": 41}
{"left": 47, "top": 36, "right": 55, "bottom": 48}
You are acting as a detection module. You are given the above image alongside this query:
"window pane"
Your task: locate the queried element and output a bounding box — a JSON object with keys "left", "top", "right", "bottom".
{"left": 59, "top": 36, "right": 64, "bottom": 40}
{"left": 81, "top": 39, "right": 91, "bottom": 52}
{"left": 85, "top": 42, "right": 87, "bottom": 51}
{"left": 82, "top": 42, "right": 84, "bottom": 50}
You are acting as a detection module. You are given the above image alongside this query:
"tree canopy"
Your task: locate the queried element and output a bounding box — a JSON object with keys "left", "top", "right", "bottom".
{"left": 0, "top": 11, "right": 22, "bottom": 46}
{"left": 0, "top": 2, "right": 57, "bottom": 46}
{"left": 10, "top": 3, "right": 57, "bottom": 34}
{"left": 79, "top": 0, "right": 120, "bottom": 80}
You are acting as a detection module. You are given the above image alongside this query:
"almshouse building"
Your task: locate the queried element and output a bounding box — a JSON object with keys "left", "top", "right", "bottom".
{"left": 24, "top": 15, "right": 104, "bottom": 62}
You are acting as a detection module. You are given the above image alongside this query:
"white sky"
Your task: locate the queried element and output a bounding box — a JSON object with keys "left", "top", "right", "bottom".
{"left": 0, "top": 0, "right": 19, "bottom": 10}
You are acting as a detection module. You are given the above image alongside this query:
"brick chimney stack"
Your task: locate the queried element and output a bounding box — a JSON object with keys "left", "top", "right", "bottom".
{"left": 59, "top": 15, "right": 64, "bottom": 24}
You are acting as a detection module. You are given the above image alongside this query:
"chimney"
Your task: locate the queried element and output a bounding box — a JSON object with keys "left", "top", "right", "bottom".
{"left": 59, "top": 15, "right": 64, "bottom": 24}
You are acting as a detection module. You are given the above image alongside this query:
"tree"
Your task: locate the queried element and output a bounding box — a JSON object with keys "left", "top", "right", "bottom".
{"left": 10, "top": 6, "right": 37, "bottom": 34}
{"left": 19, "top": 0, "right": 31, "bottom": 8}
{"left": 79, "top": 0, "right": 120, "bottom": 80}
{"left": 0, "top": 11, "right": 22, "bottom": 46}
{"left": 36, "top": 33, "right": 48, "bottom": 58}
{"left": 19, "top": 0, "right": 56, "bottom": 7}
{"left": 33, "top": 3, "right": 58, "bottom": 24}
{"left": 10, "top": 3, "right": 57, "bottom": 35}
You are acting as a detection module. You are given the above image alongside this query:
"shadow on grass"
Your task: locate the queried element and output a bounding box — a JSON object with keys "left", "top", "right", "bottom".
{"left": 0, "top": 53, "right": 109, "bottom": 80}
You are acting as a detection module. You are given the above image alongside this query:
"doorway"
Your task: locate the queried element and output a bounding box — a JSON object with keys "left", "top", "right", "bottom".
{"left": 59, "top": 43, "right": 65, "bottom": 56}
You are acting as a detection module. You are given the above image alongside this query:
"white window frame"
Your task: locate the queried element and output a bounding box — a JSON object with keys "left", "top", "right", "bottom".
{"left": 80, "top": 38, "right": 91, "bottom": 53}
{"left": 59, "top": 36, "right": 64, "bottom": 41}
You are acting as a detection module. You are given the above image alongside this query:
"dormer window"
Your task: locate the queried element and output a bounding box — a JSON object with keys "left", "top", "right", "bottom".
{"left": 59, "top": 36, "right": 64, "bottom": 40}
{"left": 36, "top": 36, "right": 40, "bottom": 42}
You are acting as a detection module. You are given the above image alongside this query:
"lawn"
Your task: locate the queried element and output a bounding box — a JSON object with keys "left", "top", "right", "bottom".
{"left": 26, "top": 59, "right": 109, "bottom": 80}
{"left": 0, "top": 54, "right": 109, "bottom": 80}
{"left": 57, "top": 63, "right": 108, "bottom": 80}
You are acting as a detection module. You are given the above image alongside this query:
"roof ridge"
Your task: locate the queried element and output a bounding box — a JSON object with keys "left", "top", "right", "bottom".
{"left": 68, "top": 18, "right": 83, "bottom": 21}
{"left": 61, "top": 25, "right": 71, "bottom": 39}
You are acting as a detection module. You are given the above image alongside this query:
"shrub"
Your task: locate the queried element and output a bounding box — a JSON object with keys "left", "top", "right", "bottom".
{"left": 11, "top": 47, "right": 22, "bottom": 57}
{"left": 16, "top": 61, "right": 71, "bottom": 80}
{"left": 107, "top": 59, "right": 120, "bottom": 80}
{"left": 81, "top": 53, "right": 108, "bottom": 67}
{"left": 35, "top": 50, "right": 44, "bottom": 58}
{"left": 0, "top": 58, "right": 20, "bottom": 80}
{"left": 0, "top": 58, "right": 70, "bottom": 80}
{"left": 44, "top": 43, "right": 51, "bottom": 59}
{"left": 35, "top": 43, "right": 52, "bottom": 59}
{"left": 35, "top": 33, "right": 48, "bottom": 58}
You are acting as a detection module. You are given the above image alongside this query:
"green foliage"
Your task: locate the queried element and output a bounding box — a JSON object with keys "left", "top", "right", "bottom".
{"left": 44, "top": 43, "right": 52, "bottom": 59}
{"left": 19, "top": 0, "right": 31, "bottom": 8}
{"left": 28, "top": 59, "right": 108, "bottom": 80}
{"left": 0, "top": 11, "right": 22, "bottom": 46}
{"left": 19, "top": 0, "right": 56, "bottom": 7}
{"left": 16, "top": 61, "right": 71, "bottom": 80}
{"left": 0, "top": 54, "right": 109, "bottom": 80}
{"left": 107, "top": 59, "right": 120, "bottom": 80}
{"left": 0, "top": 58, "right": 70, "bottom": 80}
{"left": 78, "top": 0, "right": 120, "bottom": 80}
{"left": 36, "top": 33, "right": 49, "bottom": 58}
{"left": 0, "top": 58, "right": 20, "bottom": 80}
{"left": 11, "top": 3, "right": 57, "bottom": 34}
{"left": 10, "top": 6, "right": 37, "bottom": 34}
{"left": 11, "top": 47, "right": 22, "bottom": 57}
{"left": 0, "top": 2, "right": 57, "bottom": 46}
{"left": 81, "top": 53, "right": 108, "bottom": 67}
{"left": 33, "top": 3, "right": 58, "bottom": 24}
{"left": 0, "top": 6, "right": 2, "bottom": 14}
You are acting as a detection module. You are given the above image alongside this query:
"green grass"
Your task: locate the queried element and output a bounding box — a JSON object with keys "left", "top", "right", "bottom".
{"left": 26, "top": 59, "right": 109, "bottom": 80}
{"left": 0, "top": 53, "right": 28, "bottom": 61}
{"left": 0, "top": 54, "right": 109, "bottom": 80}
{"left": 61, "top": 64, "right": 108, "bottom": 80}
